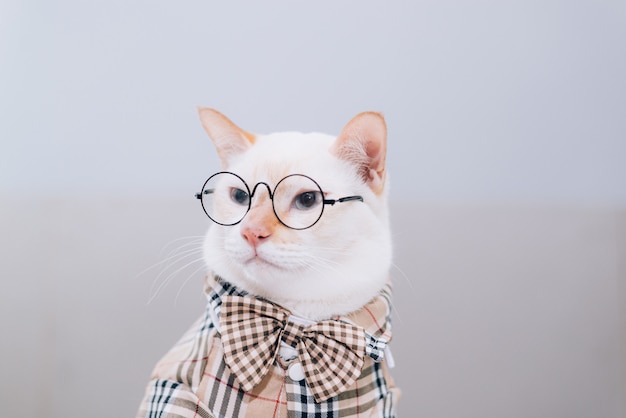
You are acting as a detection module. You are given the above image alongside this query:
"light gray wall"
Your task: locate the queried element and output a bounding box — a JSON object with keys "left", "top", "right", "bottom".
{"left": 1, "top": 1, "right": 625, "bottom": 417}
{"left": 1, "top": 0, "right": 625, "bottom": 204}
{"left": 0, "top": 199, "right": 624, "bottom": 417}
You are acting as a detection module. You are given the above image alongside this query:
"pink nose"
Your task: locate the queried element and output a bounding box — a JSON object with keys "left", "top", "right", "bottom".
{"left": 241, "top": 224, "right": 271, "bottom": 248}
{"left": 240, "top": 203, "right": 277, "bottom": 249}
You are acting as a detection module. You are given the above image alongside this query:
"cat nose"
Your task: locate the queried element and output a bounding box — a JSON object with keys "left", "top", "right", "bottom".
{"left": 240, "top": 205, "right": 277, "bottom": 249}
{"left": 241, "top": 225, "right": 270, "bottom": 248}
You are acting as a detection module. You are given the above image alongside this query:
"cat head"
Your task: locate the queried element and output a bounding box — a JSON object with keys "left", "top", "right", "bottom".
{"left": 198, "top": 108, "right": 392, "bottom": 320}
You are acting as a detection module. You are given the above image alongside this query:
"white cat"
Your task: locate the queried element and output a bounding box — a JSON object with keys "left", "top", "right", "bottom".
{"left": 199, "top": 108, "right": 392, "bottom": 321}
{"left": 138, "top": 109, "right": 399, "bottom": 418}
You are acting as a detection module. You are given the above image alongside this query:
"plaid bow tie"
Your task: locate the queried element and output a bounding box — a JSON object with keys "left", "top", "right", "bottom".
{"left": 220, "top": 294, "right": 367, "bottom": 403}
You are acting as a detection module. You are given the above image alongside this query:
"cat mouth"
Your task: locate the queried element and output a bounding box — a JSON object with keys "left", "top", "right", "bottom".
{"left": 245, "top": 255, "right": 286, "bottom": 271}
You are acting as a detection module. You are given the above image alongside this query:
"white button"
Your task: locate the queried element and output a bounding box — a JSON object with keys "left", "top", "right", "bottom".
{"left": 288, "top": 362, "right": 306, "bottom": 381}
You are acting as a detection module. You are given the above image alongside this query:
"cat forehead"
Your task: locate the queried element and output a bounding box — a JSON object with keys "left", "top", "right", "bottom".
{"left": 227, "top": 131, "right": 352, "bottom": 186}
{"left": 235, "top": 132, "right": 337, "bottom": 169}
{"left": 254, "top": 131, "right": 336, "bottom": 152}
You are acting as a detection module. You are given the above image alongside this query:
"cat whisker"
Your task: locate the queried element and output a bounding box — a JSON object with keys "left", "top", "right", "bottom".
{"left": 295, "top": 261, "right": 331, "bottom": 277}
{"left": 142, "top": 234, "right": 210, "bottom": 305}
{"left": 159, "top": 244, "right": 204, "bottom": 271}
{"left": 307, "top": 246, "right": 352, "bottom": 254}
{"left": 160, "top": 235, "right": 205, "bottom": 252}
{"left": 296, "top": 256, "right": 341, "bottom": 275}
{"left": 147, "top": 253, "right": 204, "bottom": 305}
{"left": 174, "top": 263, "right": 208, "bottom": 306}
{"left": 134, "top": 237, "right": 205, "bottom": 280}
{"left": 146, "top": 246, "right": 205, "bottom": 293}
{"left": 305, "top": 255, "right": 343, "bottom": 268}
{"left": 388, "top": 262, "right": 415, "bottom": 325}
{"left": 390, "top": 262, "right": 414, "bottom": 292}
{"left": 148, "top": 252, "right": 202, "bottom": 303}
{"left": 161, "top": 238, "right": 205, "bottom": 260}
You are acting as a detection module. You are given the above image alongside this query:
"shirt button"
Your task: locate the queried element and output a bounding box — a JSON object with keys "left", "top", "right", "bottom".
{"left": 288, "top": 362, "right": 306, "bottom": 381}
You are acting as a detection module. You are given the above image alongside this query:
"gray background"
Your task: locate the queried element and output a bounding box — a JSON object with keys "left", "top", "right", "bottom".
{"left": 1, "top": 1, "right": 625, "bottom": 417}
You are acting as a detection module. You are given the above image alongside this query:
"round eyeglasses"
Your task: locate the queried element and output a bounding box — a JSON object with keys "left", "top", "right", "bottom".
{"left": 195, "top": 172, "right": 364, "bottom": 230}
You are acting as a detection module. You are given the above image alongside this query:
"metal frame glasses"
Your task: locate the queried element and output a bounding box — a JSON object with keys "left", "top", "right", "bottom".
{"left": 195, "top": 171, "right": 364, "bottom": 230}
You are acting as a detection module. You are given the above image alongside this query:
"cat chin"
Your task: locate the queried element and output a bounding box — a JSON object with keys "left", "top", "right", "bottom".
{"left": 221, "top": 266, "right": 388, "bottom": 321}
{"left": 204, "top": 235, "right": 391, "bottom": 320}
{"left": 268, "top": 274, "right": 389, "bottom": 321}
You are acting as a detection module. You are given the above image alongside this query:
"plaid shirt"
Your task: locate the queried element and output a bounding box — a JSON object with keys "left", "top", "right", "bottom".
{"left": 137, "top": 276, "right": 400, "bottom": 418}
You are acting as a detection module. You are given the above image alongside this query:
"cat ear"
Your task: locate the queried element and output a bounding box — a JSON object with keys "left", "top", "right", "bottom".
{"left": 332, "top": 112, "right": 387, "bottom": 194}
{"left": 198, "top": 107, "right": 256, "bottom": 168}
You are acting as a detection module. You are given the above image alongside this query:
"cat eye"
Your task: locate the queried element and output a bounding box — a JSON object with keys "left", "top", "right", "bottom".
{"left": 195, "top": 172, "right": 364, "bottom": 230}
{"left": 294, "top": 191, "right": 321, "bottom": 210}
{"left": 230, "top": 188, "right": 250, "bottom": 206}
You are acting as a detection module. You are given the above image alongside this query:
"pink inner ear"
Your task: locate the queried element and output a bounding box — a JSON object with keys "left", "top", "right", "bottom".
{"left": 198, "top": 107, "right": 256, "bottom": 168}
{"left": 332, "top": 112, "right": 387, "bottom": 193}
{"left": 365, "top": 137, "right": 385, "bottom": 174}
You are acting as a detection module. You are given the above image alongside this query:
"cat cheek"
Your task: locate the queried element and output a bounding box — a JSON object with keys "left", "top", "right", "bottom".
{"left": 224, "top": 230, "right": 254, "bottom": 261}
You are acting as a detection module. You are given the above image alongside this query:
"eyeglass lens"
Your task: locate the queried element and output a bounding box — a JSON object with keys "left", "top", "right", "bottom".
{"left": 199, "top": 172, "right": 325, "bottom": 230}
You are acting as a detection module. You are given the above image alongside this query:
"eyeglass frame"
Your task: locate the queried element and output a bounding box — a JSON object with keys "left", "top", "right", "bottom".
{"left": 195, "top": 171, "right": 364, "bottom": 230}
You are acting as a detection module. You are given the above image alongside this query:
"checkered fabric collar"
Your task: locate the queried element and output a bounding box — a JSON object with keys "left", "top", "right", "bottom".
{"left": 204, "top": 275, "right": 393, "bottom": 402}
{"left": 204, "top": 275, "right": 393, "bottom": 345}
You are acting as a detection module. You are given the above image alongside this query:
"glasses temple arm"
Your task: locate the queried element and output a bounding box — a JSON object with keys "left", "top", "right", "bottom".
{"left": 195, "top": 189, "right": 215, "bottom": 199}
{"left": 323, "top": 195, "right": 364, "bottom": 206}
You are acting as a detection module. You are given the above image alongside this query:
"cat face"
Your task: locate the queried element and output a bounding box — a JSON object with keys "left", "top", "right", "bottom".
{"left": 199, "top": 108, "right": 392, "bottom": 320}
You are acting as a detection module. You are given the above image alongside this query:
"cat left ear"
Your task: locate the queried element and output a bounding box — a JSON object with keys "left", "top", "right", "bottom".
{"left": 198, "top": 107, "right": 256, "bottom": 168}
{"left": 332, "top": 112, "right": 387, "bottom": 194}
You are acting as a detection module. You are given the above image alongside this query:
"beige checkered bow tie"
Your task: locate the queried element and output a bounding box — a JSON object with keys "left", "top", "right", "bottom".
{"left": 220, "top": 294, "right": 367, "bottom": 403}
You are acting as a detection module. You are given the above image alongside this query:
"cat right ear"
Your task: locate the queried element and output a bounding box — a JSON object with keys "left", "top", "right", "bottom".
{"left": 198, "top": 107, "right": 256, "bottom": 168}
{"left": 332, "top": 112, "right": 388, "bottom": 195}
